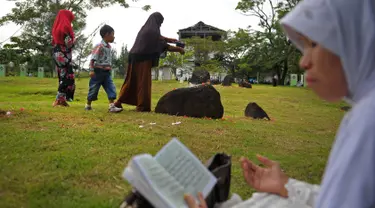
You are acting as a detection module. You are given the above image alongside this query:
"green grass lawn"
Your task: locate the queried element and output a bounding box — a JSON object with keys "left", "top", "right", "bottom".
{"left": 0, "top": 77, "right": 345, "bottom": 208}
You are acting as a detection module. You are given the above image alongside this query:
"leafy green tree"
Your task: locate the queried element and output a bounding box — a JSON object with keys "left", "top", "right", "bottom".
{"left": 235, "top": 0, "right": 302, "bottom": 84}
{"left": 117, "top": 44, "right": 129, "bottom": 78}
{"left": 222, "top": 29, "right": 253, "bottom": 77}
{"left": 183, "top": 36, "right": 225, "bottom": 66}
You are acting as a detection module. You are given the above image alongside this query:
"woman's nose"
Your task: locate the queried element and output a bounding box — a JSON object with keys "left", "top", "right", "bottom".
{"left": 299, "top": 55, "right": 312, "bottom": 70}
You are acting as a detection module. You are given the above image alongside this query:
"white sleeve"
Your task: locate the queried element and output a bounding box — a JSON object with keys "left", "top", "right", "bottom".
{"left": 219, "top": 179, "right": 320, "bottom": 208}
{"left": 216, "top": 179, "right": 320, "bottom": 208}
{"left": 285, "top": 178, "right": 320, "bottom": 207}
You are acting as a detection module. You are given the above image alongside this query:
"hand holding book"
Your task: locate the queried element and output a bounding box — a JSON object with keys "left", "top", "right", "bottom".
{"left": 184, "top": 192, "right": 207, "bottom": 208}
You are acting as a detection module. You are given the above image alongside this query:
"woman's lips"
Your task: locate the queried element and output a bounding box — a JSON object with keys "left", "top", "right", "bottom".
{"left": 306, "top": 76, "right": 317, "bottom": 83}
{"left": 306, "top": 75, "right": 317, "bottom": 83}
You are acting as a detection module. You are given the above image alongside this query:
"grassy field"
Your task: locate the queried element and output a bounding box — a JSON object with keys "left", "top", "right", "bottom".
{"left": 0, "top": 77, "right": 345, "bottom": 208}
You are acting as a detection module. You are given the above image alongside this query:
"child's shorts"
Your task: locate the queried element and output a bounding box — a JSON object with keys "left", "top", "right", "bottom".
{"left": 87, "top": 69, "right": 116, "bottom": 101}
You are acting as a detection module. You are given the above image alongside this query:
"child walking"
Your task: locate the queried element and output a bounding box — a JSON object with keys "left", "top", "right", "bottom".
{"left": 85, "top": 25, "right": 122, "bottom": 113}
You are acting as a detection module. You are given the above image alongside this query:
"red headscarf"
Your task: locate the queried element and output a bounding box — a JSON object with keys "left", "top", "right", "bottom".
{"left": 52, "top": 9, "right": 75, "bottom": 45}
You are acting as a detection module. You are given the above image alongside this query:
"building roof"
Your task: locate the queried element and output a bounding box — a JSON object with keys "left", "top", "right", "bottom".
{"left": 177, "top": 21, "right": 226, "bottom": 35}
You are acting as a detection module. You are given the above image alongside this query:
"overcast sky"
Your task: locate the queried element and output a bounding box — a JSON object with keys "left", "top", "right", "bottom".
{"left": 0, "top": 0, "right": 262, "bottom": 53}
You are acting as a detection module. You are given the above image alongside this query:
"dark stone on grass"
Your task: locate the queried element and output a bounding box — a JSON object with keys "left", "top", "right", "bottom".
{"left": 189, "top": 69, "right": 210, "bottom": 85}
{"left": 238, "top": 80, "right": 252, "bottom": 88}
{"left": 341, "top": 106, "right": 351, "bottom": 111}
{"left": 272, "top": 78, "right": 277, "bottom": 87}
{"left": 155, "top": 84, "right": 224, "bottom": 119}
{"left": 222, "top": 75, "right": 234, "bottom": 86}
{"left": 244, "top": 102, "right": 270, "bottom": 120}
{"left": 210, "top": 79, "right": 221, "bottom": 85}
{"left": 0, "top": 110, "right": 6, "bottom": 115}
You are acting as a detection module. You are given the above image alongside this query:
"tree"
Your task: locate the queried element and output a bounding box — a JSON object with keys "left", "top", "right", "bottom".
{"left": 0, "top": 47, "right": 22, "bottom": 65}
{"left": 235, "top": 0, "right": 302, "bottom": 84}
{"left": 222, "top": 29, "right": 253, "bottom": 77}
{"left": 74, "top": 35, "right": 93, "bottom": 71}
{"left": 183, "top": 36, "right": 225, "bottom": 66}
{"left": 198, "top": 59, "right": 226, "bottom": 75}
{"left": 115, "top": 44, "right": 129, "bottom": 78}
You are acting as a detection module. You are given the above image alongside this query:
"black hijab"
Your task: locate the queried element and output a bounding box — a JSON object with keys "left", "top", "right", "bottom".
{"left": 130, "top": 12, "right": 166, "bottom": 56}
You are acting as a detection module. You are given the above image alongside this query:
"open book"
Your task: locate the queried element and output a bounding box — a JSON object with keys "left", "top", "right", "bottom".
{"left": 123, "top": 138, "right": 217, "bottom": 208}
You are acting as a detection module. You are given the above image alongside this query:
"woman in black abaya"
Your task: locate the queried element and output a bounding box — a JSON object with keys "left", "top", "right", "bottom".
{"left": 115, "top": 12, "right": 184, "bottom": 112}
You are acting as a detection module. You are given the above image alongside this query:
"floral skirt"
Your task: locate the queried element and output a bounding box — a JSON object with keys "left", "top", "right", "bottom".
{"left": 53, "top": 50, "right": 75, "bottom": 101}
{"left": 56, "top": 66, "right": 75, "bottom": 101}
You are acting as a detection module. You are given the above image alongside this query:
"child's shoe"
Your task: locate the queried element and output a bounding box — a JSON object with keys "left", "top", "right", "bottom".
{"left": 53, "top": 97, "right": 69, "bottom": 107}
{"left": 52, "top": 100, "right": 59, "bottom": 107}
{"left": 59, "top": 99, "right": 69, "bottom": 107}
{"left": 85, "top": 104, "right": 92, "bottom": 111}
{"left": 109, "top": 103, "right": 123, "bottom": 113}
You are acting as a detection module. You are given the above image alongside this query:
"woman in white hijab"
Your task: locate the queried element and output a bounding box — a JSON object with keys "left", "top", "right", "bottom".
{"left": 184, "top": 0, "right": 375, "bottom": 207}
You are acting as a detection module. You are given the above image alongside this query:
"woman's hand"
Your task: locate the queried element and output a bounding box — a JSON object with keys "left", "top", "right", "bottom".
{"left": 167, "top": 37, "right": 178, "bottom": 43}
{"left": 160, "top": 36, "right": 178, "bottom": 43}
{"left": 240, "top": 155, "right": 289, "bottom": 197}
{"left": 184, "top": 192, "right": 207, "bottom": 208}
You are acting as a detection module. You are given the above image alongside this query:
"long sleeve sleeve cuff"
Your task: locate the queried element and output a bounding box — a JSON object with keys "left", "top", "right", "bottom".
{"left": 285, "top": 178, "right": 320, "bottom": 207}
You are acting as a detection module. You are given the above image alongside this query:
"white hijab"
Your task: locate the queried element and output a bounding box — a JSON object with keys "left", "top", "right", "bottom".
{"left": 280, "top": 1, "right": 375, "bottom": 207}
{"left": 280, "top": 0, "right": 375, "bottom": 104}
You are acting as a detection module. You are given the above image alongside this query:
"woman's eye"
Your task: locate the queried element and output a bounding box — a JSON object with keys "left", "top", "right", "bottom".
{"left": 311, "top": 42, "right": 317, "bottom": 47}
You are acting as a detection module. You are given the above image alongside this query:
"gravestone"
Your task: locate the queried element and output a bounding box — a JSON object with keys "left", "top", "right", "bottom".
{"left": 244, "top": 102, "right": 271, "bottom": 120}
{"left": 211, "top": 79, "right": 221, "bottom": 85}
{"left": 38, "top": 67, "right": 44, "bottom": 78}
{"left": 0, "top": 64, "right": 5, "bottom": 77}
{"left": 272, "top": 77, "right": 277, "bottom": 87}
{"left": 158, "top": 69, "right": 164, "bottom": 81}
{"left": 222, "top": 75, "right": 234, "bottom": 86}
{"left": 112, "top": 68, "right": 117, "bottom": 79}
{"left": 290, "top": 74, "right": 298, "bottom": 86}
{"left": 155, "top": 85, "right": 224, "bottom": 119}
{"left": 303, "top": 72, "right": 307, "bottom": 87}
{"left": 189, "top": 69, "right": 210, "bottom": 85}
{"left": 53, "top": 69, "right": 57, "bottom": 78}
{"left": 20, "top": 64, "right": 27, "bottom": 77}
{"left": 341, "top": 106, "right": 351, "bottom": 111}
{"left": 238, "top": 80, "right": 252, "bottom": 88}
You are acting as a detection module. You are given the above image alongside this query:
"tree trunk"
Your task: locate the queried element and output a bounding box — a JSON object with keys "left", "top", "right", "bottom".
{"left": 154, "top": 68, "right": 159, "bottom": 80}
{"left": 272, "top": 63, "right": 281, "bottom": 86}
{"left": 171, "top": 67, "right": 177, "bottom": 79}
{"left": 280, "top": 59, "right": 289, "bottom": 85}
{"left": 246, "top": 72, "right": 251, "bottom": 81}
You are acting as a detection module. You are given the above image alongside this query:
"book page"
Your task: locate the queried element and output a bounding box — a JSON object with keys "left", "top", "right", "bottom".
{"left": 155, "top": 138, "right": 217, "bottom": 199}
{"left": 123, "top": 164, "right": 169, "bottom": 208}
{"left": 131, "top": 154, "right": 187, "bottom": 208}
